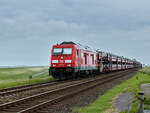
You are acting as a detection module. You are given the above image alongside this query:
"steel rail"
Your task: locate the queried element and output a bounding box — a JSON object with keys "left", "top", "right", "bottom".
{"left": 0, "top": 80, "right": 57, "bottom": 92}
{"left": 0, "top": 80, "right": 63, "bottom": 97}
{"left": 0, "top": 77, "right": 99, "bottom": 97}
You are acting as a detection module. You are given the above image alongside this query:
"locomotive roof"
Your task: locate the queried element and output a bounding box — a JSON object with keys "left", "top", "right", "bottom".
{"left": 58, "top": 41, "right": 96, "bottom": 52}
{"left": 60, "top": 41, "right": 76, "bottom": 45}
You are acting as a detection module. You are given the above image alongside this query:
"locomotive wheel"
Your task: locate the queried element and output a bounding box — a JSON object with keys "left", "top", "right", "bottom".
{"left": 82, "top": 71, "right": 88, "bottom": 78}
{"left": 77, "top": 72, "right": 81, "bottom": 78}
{"left": 71, "top": 73, "right": 76, "bottom": 80}
{"left": 71, "top": 72, "right": 79, "bottom": 79}
{"left": 59, "top": 75, "right": 66, "bottom": 80}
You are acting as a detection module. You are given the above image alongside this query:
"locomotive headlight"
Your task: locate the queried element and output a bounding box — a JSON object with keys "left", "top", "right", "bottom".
{"left": 65, "top": 60, "right": 72, "bottom": 63}
{"left": 67, "top": 64, "right": 71, "bottom": 67}
{"left": 52, "top": 60, "right": 58, "bottom": 63}
{"left": 53, "top": 64, "right": 56, "bottom": 67}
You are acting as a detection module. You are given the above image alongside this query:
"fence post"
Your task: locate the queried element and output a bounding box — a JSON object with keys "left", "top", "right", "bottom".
{"left": 137, "top": 92, "right": 144, "bottom": 113}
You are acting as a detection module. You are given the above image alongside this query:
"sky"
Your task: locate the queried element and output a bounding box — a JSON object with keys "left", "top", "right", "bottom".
{"left": 0, "top": 0, "right": 150, "bottom": 66}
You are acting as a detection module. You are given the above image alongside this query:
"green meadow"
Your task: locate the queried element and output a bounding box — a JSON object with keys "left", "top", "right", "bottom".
{"left": 139, "top": 66, "right": 150, "bottom": 75}
{"left": 0, "top": 66, "right": 54, "bottom": 89}
{"left": 75, "top": 67, "right": 150, "bottom": 113}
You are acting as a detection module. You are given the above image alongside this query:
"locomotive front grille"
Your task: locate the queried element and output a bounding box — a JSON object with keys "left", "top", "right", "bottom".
{"left": 50, "top": 67, "right": 73, "bottom": 74}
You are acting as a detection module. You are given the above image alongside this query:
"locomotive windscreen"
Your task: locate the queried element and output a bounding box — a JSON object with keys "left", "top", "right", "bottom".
{"left": 53, "top": 48, "right": 72, "bottom": 55}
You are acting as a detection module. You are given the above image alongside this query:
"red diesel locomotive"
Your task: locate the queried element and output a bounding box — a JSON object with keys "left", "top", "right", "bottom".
{"left": 49, "top": 41, "right": 141, "bottom": 80}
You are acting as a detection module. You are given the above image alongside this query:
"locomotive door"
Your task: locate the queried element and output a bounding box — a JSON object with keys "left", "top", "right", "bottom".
{"left": 77, "top": 49, "right": 81, "bottom": 67}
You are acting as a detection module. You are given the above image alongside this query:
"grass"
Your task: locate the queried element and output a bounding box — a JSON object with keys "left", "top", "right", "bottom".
{"left": 0, "top": 66, "right": 55, "bottom": 89}
{"left": 139, "top": 66, "right": 150, "bottom": 75}
{"left": 75, "top": 68, "right": 150, "bottom": 113}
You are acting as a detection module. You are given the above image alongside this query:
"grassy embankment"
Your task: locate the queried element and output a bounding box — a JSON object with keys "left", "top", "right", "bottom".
{"left": 0, "top": 66, "right": 54, "bottom": 89}
{"left": 75, "top": 67, "right": 150, "bottom": 113}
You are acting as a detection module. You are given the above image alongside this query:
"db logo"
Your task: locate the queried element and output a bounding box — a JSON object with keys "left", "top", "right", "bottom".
{"left": 60, "top": 60, "right": 64, "bottom": 63}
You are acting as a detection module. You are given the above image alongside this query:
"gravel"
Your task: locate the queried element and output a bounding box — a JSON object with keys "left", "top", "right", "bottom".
{"left": 144, "top": 110, "right": 150, "bottom": 113}
{"left": 141, "top": 83, "right": 150, "bottom": 113}
{"left": 141, "top": 83, "right": 150, "bottom": 98}
{"left": 39, "top": 71, "right": 138, "bottom": 113}
{"left": 113, "top": 92, "right": 134, "bottom": 113}
{"left": 0, "top": 79, "right": 89, "bottom": 104}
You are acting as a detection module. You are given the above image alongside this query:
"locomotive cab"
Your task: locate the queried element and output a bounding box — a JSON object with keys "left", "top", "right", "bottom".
{"left": 49, "top": 42, "right": 80, "bottom": 80}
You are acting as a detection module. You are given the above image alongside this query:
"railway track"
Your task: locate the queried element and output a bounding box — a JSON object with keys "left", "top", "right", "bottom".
{"left": 0, "top": 78, "right": 93, "bottom": 105}
{"left": 0, "top": 69, "right": 135, "bottom": 98}
{"left": 0, "top": 80, "right": 61, "bottom": 96}
{"left": 0, "top": 79, "right": 90, "bottom": 98}
{"left": 0, "top": 68, "right": 139, "bottom": 113}
{"left": 0, "top": 70, "right": 127, "bottom": 98}
{"left": 0, "top": 80, "right": 58, "bottom": 92}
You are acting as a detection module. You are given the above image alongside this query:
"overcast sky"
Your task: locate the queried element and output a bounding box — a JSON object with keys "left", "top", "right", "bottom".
{"left": 0, "top": 0, "right": 149, "bottom": 66}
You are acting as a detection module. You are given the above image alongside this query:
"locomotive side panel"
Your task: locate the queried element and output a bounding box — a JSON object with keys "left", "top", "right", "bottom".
{"left": 79, "top": 49, "right": 98, "bottom": 73}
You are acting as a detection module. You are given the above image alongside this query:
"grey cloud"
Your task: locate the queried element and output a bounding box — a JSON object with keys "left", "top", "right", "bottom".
{"left": 0, "top": 0, "right": 150, "bottom": 65}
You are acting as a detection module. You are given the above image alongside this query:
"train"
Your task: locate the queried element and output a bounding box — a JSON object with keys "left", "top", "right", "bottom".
{"left": 49, "top": 41, "right": 142, "bottom": 80}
